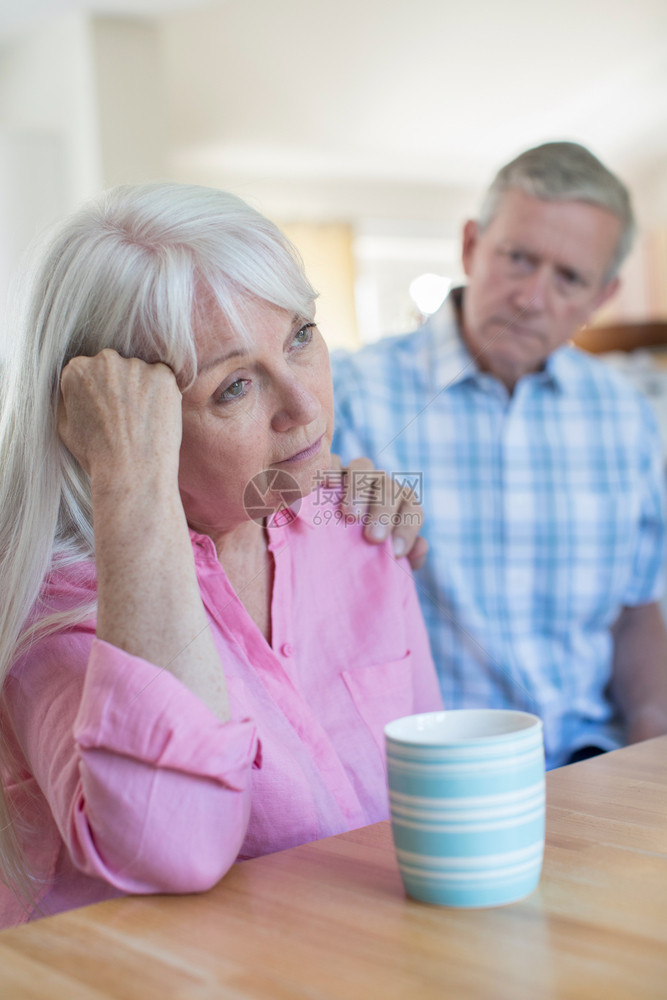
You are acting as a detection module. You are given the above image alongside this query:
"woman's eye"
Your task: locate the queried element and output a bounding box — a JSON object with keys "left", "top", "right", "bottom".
{"left": 292, "top": 323, "right": 315, "bottom": 346}
{"left": 218, "top": 378, "right": 249, "bottom": 402}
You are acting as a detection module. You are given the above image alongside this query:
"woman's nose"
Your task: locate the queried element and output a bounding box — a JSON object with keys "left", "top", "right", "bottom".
{"left": 271, "top": 375, "right": 321, "bottom": 432}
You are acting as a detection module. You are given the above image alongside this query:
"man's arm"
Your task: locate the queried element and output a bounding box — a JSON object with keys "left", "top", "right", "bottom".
{"left": 610, "top": 601, "right": 667, "bottom": 744}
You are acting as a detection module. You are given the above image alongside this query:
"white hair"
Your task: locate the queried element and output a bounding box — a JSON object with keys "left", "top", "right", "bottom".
{"left": 0, "top": 182, "right": 317, "bottom": 909}
{"left": 478, "top": 141, "right": 636, "bottom": 281}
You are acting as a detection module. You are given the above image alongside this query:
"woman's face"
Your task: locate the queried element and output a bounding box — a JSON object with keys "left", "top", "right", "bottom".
{"left": 178, "top": 294, "right": 333, "bottom": 539}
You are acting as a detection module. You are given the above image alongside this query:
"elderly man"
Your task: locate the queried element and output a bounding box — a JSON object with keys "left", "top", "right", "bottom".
{"left": 332, "top": 142, "right": 667, "bottom": 768}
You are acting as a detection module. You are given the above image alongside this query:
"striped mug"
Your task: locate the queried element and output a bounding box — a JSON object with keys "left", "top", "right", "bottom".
{"left": 385, "top": 709, "right": 545, "bottom": 907}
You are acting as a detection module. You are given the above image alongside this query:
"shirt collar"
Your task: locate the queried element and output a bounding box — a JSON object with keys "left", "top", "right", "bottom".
{"left": 426, "top": 288, "right": 480, "bottom": 392}
{"left": 250, "top": 488, "right": 325, "bottom": 553}
{"left": 285, "top": 486, "right": 339, "bottom": 529}
{"left": 428, "top": 287, "right": 564, "bottom": 395}
{"left": 541, "top": 344, "right": 577, "bottom": 392}
{"left": 187, "top": 485, "right": 326, "bottom": 567}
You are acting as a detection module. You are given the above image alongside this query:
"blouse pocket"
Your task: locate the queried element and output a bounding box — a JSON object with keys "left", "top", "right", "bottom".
{"left": 342, "top": 651, "right": 414, "bottom": 757}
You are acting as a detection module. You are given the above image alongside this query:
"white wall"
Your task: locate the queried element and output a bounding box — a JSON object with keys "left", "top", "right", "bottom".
{"left": 0, "top": 14, "right": 101, "bottom": 342}
{"left": 91, "top": 16, "right": 166, "bottom": 188}
{"left": 0, "top": 14, "right": 169, "bottom": 330}
{"left": 0, "top": 13, "right": 101, "bottom": 208}
{"left": 1, "top": 3, "right": 666, "bottom": 346}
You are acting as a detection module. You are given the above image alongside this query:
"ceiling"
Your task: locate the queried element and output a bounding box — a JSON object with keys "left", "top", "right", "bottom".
{"left": 1, "top": 0, "right": 667, "bottom": 197}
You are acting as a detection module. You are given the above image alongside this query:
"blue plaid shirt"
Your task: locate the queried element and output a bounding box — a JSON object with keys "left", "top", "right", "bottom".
{"left": 331, "top": 291, "right": 665, "bottom": 768}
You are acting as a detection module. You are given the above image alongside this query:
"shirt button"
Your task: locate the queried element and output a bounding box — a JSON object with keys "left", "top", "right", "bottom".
{"left": 281, "top": 643, "right": 294, "bottom": 658}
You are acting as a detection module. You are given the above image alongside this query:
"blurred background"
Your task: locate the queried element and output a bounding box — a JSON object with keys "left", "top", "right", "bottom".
{"left": 0, "top": 0, "right": 666, "bottom": 352}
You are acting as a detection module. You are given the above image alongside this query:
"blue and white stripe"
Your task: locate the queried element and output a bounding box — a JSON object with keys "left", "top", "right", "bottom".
{"left": 333, "top": 292, "right": 665, "bottom": 768}
{"left": 385, "top": 710, "right": 545, "bottom": 907}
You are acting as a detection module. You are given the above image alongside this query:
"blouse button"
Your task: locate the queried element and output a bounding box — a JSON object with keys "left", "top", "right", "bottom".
{"left": 281, "top": 642, "right": 294, "bottom": 658}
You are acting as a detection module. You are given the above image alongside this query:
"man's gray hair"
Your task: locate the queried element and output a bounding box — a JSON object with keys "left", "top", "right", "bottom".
{"left": 478, "top": 141, "right": 636, "bottom": 280}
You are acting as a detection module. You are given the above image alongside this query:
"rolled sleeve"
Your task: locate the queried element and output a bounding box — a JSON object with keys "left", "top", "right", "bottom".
{"left": 76, "top": 639, "right": 258, "bottom": 787}
{"left": 68, "top": 639, "right": 259, "bottom": 893}
{"left": 10, "top": 634, "right": 259, "bottom": 898}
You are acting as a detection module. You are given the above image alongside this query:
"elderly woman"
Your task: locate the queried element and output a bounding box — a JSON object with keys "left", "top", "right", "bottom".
{"left": 0, "top": 183, "right": 441, "bottom": 926}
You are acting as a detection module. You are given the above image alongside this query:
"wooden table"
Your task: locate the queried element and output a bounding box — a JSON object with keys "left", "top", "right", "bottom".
{"left": 1, "top": 736, "right": 666, "bottom": 999}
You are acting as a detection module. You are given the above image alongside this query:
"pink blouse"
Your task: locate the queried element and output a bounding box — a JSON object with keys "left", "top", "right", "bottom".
{"left": 0, "top": 493, "right": 442, "bottom": 926}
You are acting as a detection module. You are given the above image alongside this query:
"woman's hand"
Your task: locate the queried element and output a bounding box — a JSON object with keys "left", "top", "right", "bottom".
{"left": 324, "top": 455, "right": 428, "bottom": 570}
{"left": 58, "top": 349, "right": 230, "bottom": 722}
{"left": 58, "top": 349, "right": 182, "bottom": 488}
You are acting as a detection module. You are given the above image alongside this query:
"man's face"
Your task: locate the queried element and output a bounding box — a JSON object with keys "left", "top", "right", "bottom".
{"left": 460, "top": 189, "right": 623, "bottom": 390}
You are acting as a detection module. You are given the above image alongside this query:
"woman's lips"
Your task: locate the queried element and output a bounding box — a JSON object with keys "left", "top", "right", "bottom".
{"left": 278, "top": 435, "right": 324, "bottom": 464}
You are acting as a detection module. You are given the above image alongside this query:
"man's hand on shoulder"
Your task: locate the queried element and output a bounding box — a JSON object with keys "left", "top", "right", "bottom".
{"left": 323, "top": 455, "right": 428, "bottom": 571}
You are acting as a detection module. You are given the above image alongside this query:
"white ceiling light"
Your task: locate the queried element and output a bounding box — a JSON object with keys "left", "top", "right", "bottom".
{"left": 409, "top": 273, "right": 451, "bottom": 316}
